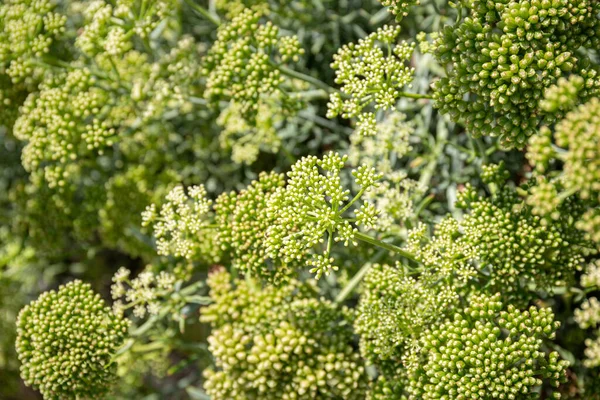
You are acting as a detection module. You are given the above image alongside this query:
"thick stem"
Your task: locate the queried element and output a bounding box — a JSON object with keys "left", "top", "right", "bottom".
{"left": 335, "top": 249, "right": 387, "bottom": 303}
{"left": 354, "top": 231, "right": 419, "bottom": 263}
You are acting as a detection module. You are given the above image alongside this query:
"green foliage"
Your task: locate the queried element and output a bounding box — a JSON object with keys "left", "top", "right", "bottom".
{"left": 2, "top": 0, "right": 600, "bottom": 398}
{"left": 16, "top": 280, "right": 129, "bottom": 399}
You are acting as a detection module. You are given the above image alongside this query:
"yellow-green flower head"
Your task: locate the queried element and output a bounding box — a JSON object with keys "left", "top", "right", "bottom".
{"left": 201, "top": 268, "right": 368, "bottom": 400}
{"left": 16, "top": 280, "right": 129, "bottom": 399}
{"left": 328, "top": 25, "right": 416, "bottom": 135}
{"left": 408, "top": 293, "right": 569, "bottom": 399}
{"left": 432, "top": 0, "right": 600, "bottom": 148}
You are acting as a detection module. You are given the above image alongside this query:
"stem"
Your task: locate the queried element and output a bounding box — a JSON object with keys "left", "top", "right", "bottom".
{"left": 335, "top": 262, "right": 372, "bottom": 303}
{"left": 354, "top": 231, "right": 420, "bottom": 263}
{"left": 339, "top": 188, "right": 366, "bottom": 214}
{"left": 419, "top": 125, "right": 448, "bottom": 188}
{"left": 182, "top": 0, "right": 221, "bottom": 25}
{"left": 297, "top": 110, "right": 353, "bottom": 135}
{"left": 414, "top": 194, "right": 435, "bottom": 219}
{"left": 275, "top": 63, "right": 341, "bottom": 95}
{"left": 335, "top": 249, "right": 387, "bottom": 303}
{"left": 397, "top": 91, "right": 434, "bottom": 100}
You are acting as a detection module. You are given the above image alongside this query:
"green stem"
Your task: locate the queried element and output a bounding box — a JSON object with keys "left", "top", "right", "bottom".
{"left": 182, "top": 0, "right": 221, "bottom": 25}
{"left": 275, "top": 63, "right": 341, "bottom": 95}
{"left": 397, "top": 91, "right": 434, "bottom": 100}
{"left": 335, "top": 262, "right": 373, "bottom": 303}
{"left": 339, "top": 188, "right": 366, "bottom": 214}
{"left": 419, "top": 125, "right": 448, "bottom": 188}
{"left": 354, "top": 231, "right": 419, "bottom": 263}
{"left": 335, "top": 249, "right": 387, "bottom": 303}
{"left": 414, "top": 194, "right": 435, "bottom": 219}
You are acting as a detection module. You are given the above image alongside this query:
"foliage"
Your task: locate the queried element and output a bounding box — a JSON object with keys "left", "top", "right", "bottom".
{"left": 2, "top": 0, "right": 600, "bottom": 398}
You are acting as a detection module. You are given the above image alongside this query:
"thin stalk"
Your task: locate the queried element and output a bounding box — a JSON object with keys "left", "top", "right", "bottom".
{"left": 354, "top": 231, "right": 419, "bottom": 263}
{"left": 339, "top": 188, "right": 366, "bottom": 214}
{"left": 335, "top": 262, "right": 372, "bottom": 303}
{"left": 335, "top": 249, "right": 387, "bottom": 303}
{"left": 183, "top": 0, "right": 221, "bottom": 25}
{"left": 275, "top": 63, "right": 342, "bottom": 95}
{"left": 397, "top": 91, "right": 434, "bottom": 100}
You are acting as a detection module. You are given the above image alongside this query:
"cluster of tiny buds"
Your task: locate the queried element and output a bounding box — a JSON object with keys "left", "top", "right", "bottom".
{"left": 111, "top": 267, "right": 177, "bottom": 318}
{"left": 16, "top": 280, "right": 129, "bottom": 399}
{"left": 413, "top": 293, "right": 567, "bottom": 399}
{"left": 142, "top": 185, "right": 213, "bottom": 260}
{"left": 328, "top": 25, "right": 416, "bottom": 136}
{"left": 378, "top": 0, "right": 420, "bottom": 19}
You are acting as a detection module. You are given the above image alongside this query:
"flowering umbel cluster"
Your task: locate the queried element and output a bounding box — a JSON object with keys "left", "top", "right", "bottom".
{"left": 16, "top": 280, "right": 129, "bottom": 399}
{"left": 202, "top": 8, "right": 304, "bottom": 118}
{"left": 527, "top": 97, "right": 600, "bottom": 244}
{"left": 575, "top": 261, "right": 600, "bottom": 368}
{"left": 200, "top": 268, "right": 367, "bottom": 400}
{"left": 456, "top": 165, "right": 591, "bottom": 301}
{"left": 408, "top": 293, "right": 568, "bottom": 399}
{"left": 378, "top": 0, "right": 420, "bottom": 20}
{"left": 144, "top": 152, "right": 384, "bottom": 283}
{"left": 328, "top": 25, "right": 416, "bottom": 136}
{"left": 432, "top": 0, "right": 600, "bottom": 148}
{"left": 0, "top": 0, "right": 67, "bottom": 84}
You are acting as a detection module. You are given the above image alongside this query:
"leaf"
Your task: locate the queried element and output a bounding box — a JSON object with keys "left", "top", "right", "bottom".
{"left": 186, "top": 387, "right": 211, "bottom": 400}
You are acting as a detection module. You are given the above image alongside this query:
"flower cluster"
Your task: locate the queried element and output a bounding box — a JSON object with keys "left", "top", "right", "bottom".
{"left": 328, "top": 25, "right": 416, "bottom": 135}
{"left": 527, "top": 97, "right": 600, "bottom": 244}
{"left": 76, "top": 0, "right": 177, "bottom": 56}
{"left": 217, "top": 100, "right": 283, "bottom": 165}
{"left": 407, "top": 293, "right": 568, "bottom": 399}
{"left": 16, "top": 280, "right": 129, "bottom": 399}
{"left": 202, "top": 8, "right": 304, "bottom": 118}
{"left": 404, "top": 217, "right": 480, "bottom": 287}
{"left": 14, "top": 69, "right": 113, "bottom": 189}
{"left": 214, "top": 172, "right": 287, "bottom": 283}
{"left": 457, "top": 176, "right": 590, "bottom": 301}
{"left": 348, "top": 111, "right": 413, "bottom": 172}
{"left": 111, "top": 267, "right": 177, "bottom": 319}
{"left": 144, "top": 152, "right": 385, "bottom": 283}
{"left": 200, "top": 268, "right": 367, "bottom": 400}
{"left": 0, "top": 0, "right": 67, "bottom": 83}
{"left": 265, "top": 152, "right": 382, "bottom": 279}
{"left": 142, "top": 184, "right": 219, "bottom": 261}
{"left": 348, "top": 112, "right": 422, "bottom": 232}
{"left": 575, "top": 261, "right": 600, "bottom": 368}
{"left": 432, "top": 0, "right": 600, "bottom": 148}
{"left": 540, "top": 75, "right": 585, "bottom": 113}
{"left": 378, "top": 0, "right": 420, "bottom": 20}
{"left": 355, "top": 262, "right": 459, "bottom": 398}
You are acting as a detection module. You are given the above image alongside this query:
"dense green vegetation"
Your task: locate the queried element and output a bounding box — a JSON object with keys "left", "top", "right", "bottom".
{"left": 1, "top": 0, "right": 600, "bottom": 398}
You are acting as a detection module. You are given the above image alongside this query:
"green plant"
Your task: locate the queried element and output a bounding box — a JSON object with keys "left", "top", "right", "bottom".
{"left": 3, "top": 0, "right": 600, "bottom": 398}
